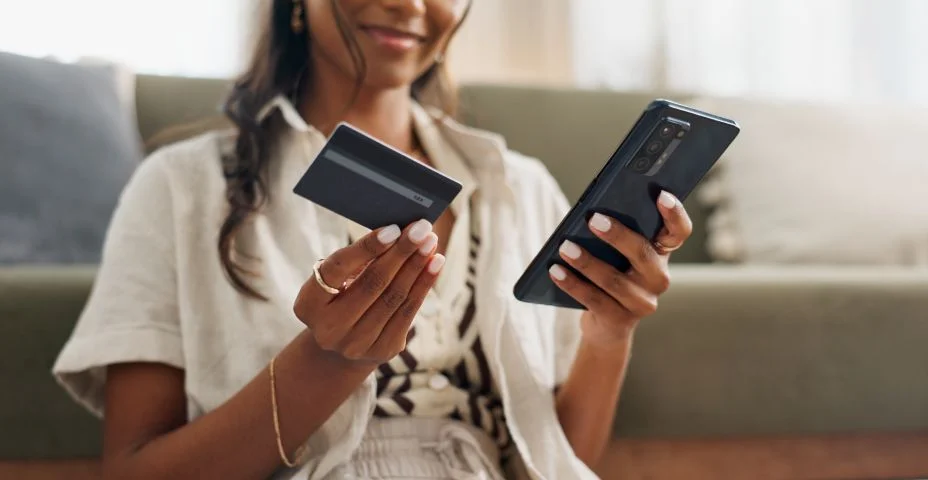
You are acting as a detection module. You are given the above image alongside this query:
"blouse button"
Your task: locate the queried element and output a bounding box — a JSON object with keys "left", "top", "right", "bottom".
{"left": 428, "top": 372, "right": 450, "bottom": 391}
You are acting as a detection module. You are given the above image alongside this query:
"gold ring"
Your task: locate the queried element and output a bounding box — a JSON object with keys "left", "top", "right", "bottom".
{"left": 653, "top": 240, "right": 681, "bottom": 255}
{"left": 312, "top": 259, "right": 341, "bottom": 295}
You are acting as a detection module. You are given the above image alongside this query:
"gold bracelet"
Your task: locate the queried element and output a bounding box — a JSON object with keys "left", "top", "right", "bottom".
{"left": 269, "top": 354, "right": 308, "bottom": 468}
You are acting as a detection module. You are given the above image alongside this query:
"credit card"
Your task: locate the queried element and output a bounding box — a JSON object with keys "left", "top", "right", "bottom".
{"left": 293, "top": 122, "right": 463, "bottom": 230}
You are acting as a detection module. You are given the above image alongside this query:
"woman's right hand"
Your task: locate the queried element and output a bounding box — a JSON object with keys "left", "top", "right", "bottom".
{"left": 293, "top": 219, "right": 443, "bottom": 364}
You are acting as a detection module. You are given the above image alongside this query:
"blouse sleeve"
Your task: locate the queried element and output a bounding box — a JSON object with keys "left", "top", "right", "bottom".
{"left": 52, "top": 150, "right": 184, "bottom": 417}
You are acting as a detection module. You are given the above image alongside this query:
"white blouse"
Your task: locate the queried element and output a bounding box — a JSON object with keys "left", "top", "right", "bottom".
{"left": 52, "top": 96, "right": 594, "bottom": 480}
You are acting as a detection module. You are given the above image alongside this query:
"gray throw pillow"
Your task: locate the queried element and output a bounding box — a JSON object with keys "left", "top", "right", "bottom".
{"left": 0, "top": 51, "right": 142, "bottom": 264}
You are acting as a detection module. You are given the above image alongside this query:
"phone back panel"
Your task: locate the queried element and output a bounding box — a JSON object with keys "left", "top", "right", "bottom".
{"left": 513, "top": 100, "right": 740, "bottom": 309}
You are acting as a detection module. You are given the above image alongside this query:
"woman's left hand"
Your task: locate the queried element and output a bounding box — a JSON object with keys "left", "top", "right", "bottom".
{"left": 549, "top": 190, "right": 693, "bottom": 348}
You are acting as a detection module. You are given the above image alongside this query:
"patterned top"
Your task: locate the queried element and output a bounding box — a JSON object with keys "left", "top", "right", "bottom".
{"left": 372, "top": 201, "right": 512, "bottom": 455}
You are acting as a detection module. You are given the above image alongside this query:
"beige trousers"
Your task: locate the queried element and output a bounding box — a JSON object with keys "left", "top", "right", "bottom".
{"left": 323, "top": 417, "right": 506, "bottom": 480}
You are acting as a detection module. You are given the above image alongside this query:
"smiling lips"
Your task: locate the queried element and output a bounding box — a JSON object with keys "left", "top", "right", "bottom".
{"left": 360, "top": 25, "right": 425, "bottom": 52}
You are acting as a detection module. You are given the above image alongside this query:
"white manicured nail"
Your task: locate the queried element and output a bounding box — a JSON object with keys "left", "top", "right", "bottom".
{"left": 590, "top": 213, "right": 612, "bottom": 232}
{"left": 549, "top": 264, "right": 567, "bottom": 281}
{"left": 428, "top": 254, "right": 446, "bottom": 274}
{"left": 419, "top": 233, "right": 438, "bottom": 255}
{"left": 659, "top": 191, "right": 676, "bottom": 209}
{"left": 408, "top": 219, "right": 432, "bottom": 243}
{"left": 377, "top": 225, "right": 401, "bottom": 244}
{"left": 559, "top": 240, "right": 581, "bottom": 260}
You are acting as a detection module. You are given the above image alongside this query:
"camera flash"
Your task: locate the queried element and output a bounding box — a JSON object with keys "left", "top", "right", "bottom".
{"left": 676, "top": 130, "right": 686, "bottom": 138}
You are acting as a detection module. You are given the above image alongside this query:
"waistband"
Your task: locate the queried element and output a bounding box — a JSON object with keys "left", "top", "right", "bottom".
{"left": 326, "top": 417, "right": 505, "bottom": 480}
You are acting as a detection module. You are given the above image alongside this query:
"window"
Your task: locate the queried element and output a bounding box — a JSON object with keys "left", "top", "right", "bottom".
{"left": 0, "top": 0, "right": 251, "bottom": 77}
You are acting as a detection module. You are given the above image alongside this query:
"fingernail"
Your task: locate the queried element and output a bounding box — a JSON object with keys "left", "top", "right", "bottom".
{"left": 559, "top": 240, "right": 581, "bottom": 260}
{"left": 419, "top": 233, "right": 438, "bottom": 255}
{"left": 659, "top": 191, "right": 676, "bottom": 209}
{"left": 377, "top": 225, "right": 401, "bottom": 244}
{"left": 549, "top": 264, "right": 567, "bottom": 281}
{"left": 408, "top": 219, "right": 432, "bottom": 243}
{"left": 428, "top": 254, "right": 446, "bottom": 274}
{"left": 590, "top": 213, "right": 612, "bottom": 232}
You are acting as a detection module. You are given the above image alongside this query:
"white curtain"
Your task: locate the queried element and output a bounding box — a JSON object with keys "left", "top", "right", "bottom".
{"left": 571, "top": 0, "right": 928, "bottom": 105}
{"left": 0, "top": 0, "right": 251, "bottom": 77}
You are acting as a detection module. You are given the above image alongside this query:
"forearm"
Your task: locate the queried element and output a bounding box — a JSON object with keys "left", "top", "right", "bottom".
{"left": 555, "top": 335, "right": 632, "bottom": 467}
{"left": 105, "top": 330, "right": 374, "bottom": 480}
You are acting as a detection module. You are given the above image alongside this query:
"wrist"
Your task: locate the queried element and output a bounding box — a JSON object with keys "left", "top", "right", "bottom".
{"left": 580, "top": 312, "right": 636, "bottom": 352}
{"left": 579, "top": 332, "right": 633, "bottom": 364}
{"left": 296, "top": 331, "right": 378, "bottom": 378}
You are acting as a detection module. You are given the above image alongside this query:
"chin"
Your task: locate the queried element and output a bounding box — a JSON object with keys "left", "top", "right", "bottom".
{"left": 362, "top": 64, "right": 427, "bottom": 92}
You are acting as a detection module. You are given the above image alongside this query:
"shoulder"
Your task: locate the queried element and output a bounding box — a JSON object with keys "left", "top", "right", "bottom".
{"left": 143, "top": 129, "right": 234, "bottom": 188}
{"left": 105, "top": 129, "right": 236, "bottom": 247}
{"left": 126, "top": 129, "right": 234, "bottom": 212}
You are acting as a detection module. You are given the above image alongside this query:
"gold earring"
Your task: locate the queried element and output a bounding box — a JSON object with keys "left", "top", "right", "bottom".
{"left": 291, "top": 0, "right": 305, "bottom": 34}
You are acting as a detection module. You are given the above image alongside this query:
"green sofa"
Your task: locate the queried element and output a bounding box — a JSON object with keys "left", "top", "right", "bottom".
{"left": 2, "top": 76, "right": 927, "bottom": 462}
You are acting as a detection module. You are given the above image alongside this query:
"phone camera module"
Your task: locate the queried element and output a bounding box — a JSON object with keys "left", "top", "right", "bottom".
{"left": 646, "top": 140, "right": 663, "bottom": 155}
{"left": 631, "top": 157, "right": 652, "bottom": 173}
{"left": 659, "top": 125, "right": 676, "bottom": 138}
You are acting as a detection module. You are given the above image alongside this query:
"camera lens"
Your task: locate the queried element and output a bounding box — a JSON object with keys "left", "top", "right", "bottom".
{"left": 646, "top": 140, "right": 663, "bottom": 155}
{"left": 659, "top": 125, "right": 675, "bottom": 138}
{"left": 631, "top": 157, "right": 651, "bottom": 173}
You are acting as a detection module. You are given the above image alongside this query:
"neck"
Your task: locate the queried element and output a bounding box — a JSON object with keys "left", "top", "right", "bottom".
{"left": 300, "top": 67, "right": 417, "bottom": 154}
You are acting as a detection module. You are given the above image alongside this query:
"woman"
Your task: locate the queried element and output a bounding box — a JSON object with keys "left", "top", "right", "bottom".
{"left": 53, "top": 0, "right": 692, "bottom": 478}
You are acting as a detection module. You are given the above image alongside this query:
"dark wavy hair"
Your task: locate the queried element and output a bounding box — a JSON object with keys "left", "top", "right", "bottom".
{"left": 219, "top": 0, "right": 470, "bottom": 300}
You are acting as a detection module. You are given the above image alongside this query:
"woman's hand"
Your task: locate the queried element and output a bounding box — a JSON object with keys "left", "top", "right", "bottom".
{"left": 549, "top": 191, "right": 693, "bottom": 348}
{"left": 293, "top": 219, "right": 444, "bottom": 364}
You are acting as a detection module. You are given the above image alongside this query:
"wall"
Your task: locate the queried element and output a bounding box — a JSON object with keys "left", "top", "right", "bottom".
{"left": 449, "top": 0, "right": 574, "bottom": 86}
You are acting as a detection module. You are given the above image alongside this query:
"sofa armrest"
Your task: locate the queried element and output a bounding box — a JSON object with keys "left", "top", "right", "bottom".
{"left": 617, "top": 265, "right": 928, "bottom": 438}
{"left": 0, "top": 266, "right": 101, "bottom": 459}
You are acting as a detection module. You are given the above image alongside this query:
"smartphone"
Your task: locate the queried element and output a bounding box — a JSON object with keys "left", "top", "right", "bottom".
{"left": 513, "top": 99, "right": 740, "bottom": 309}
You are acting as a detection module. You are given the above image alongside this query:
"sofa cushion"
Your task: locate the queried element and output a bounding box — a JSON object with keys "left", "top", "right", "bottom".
{"left": 134, "top": 74, "right": 230, "bottom": 149}
{"left": 693, "top": 96, "right": 928, "bottom": 266}
{"left": 0, "top": 51, "right": 142, "bottom": 264}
